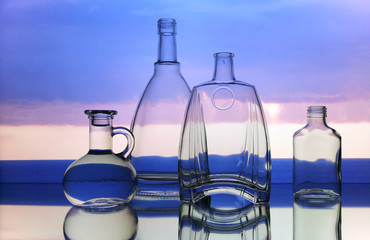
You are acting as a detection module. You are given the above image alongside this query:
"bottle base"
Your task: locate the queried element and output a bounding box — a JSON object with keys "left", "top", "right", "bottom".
{"left": 75, "top": 198, "right": 130, "bottom": 208}
{"left": 180, "top": 181, "right": 270, "bottom": 205}
{"left": 135, "top": 177, "right": 180, "bottom": 199}
{"left": 294, "top": 189, "right": 341, "bottom": 198}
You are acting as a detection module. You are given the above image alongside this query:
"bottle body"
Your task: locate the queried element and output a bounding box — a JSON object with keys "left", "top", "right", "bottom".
{"left": 63, "top": 110, "right": 137, "bottom": 207}
{"left": 293, "top": 106, "right": 341, "bottom": 197}
{"left": 179, "top": 53, "right": 271, "bottom": 204}
{"left": 130, "top": 18, "right": 190, "bottom": 197}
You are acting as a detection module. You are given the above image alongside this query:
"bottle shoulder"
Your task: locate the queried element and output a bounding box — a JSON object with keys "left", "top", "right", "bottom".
{"left": 293, "top": 123, "right": 341, "bottom": 140}
{"left": 194, "top": 80, "right": 255, "bottom": 89}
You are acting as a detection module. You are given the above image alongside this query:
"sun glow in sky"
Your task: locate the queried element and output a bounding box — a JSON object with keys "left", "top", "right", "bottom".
{"left": 0, "top": 0, "right": 369, "bottom": 160}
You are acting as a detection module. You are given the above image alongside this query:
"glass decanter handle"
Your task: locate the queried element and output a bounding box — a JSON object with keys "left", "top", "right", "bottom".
{"left": 112, "top": 126, "right": 135, "bottom": 159}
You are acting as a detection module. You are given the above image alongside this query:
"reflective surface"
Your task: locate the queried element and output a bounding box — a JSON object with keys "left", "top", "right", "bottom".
{"left": 294, "top": 197, "right": 341, "bottom": 240}
{"left": 1, "top": 183, "right": 369, "bottom": 239}
{"left": 64, "top": 204, "right": 138, "bottom": 240}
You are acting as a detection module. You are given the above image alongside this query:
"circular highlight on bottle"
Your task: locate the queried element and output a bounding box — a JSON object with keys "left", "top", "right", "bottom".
{"left": 211, "top": 87, "right": 235, "bottom": 110}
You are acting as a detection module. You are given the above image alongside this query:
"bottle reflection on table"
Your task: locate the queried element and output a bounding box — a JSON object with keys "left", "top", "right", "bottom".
{"left": 63, "top": 204, "right": 137, "bottom": 240}
{"left": 179, "top": 194, "right": 271, "bottom": 240}
{"left": 293, "top": 197, "right": 341, "bottom": 240}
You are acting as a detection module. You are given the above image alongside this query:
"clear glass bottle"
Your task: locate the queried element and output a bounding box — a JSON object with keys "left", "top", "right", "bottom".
{"left": 130, "top": 18, "right": 191, "bottom": 197}
{"left": 293, "top": 106, "right": 342, "bottom": 197}
{"left": 63, "top": 110, "right": 137, "bottom": 207}
{"left": 179, "top": 52, "right": 271, "bottom": 204}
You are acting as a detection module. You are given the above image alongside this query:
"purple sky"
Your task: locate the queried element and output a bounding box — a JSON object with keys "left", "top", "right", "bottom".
{"left": 1, "top": 0, "right": 369, "bottom": 125}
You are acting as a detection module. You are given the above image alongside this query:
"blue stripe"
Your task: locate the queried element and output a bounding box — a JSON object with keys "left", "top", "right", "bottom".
{"left": 0, "top": 158, "right": 369, "bottom": 183}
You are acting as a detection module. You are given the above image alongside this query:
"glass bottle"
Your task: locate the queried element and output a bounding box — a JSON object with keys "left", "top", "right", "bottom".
{"left": 130, "top": 18, "right": 191, "bottom": 197}
{"left": 179, "top": 52, "right": 271, "bottom": 204}
{"left": 293, "top": 106, "right": 342, "bottom": 197}
{"left": 63, "top": 110, "right": 137, "bottom": 207}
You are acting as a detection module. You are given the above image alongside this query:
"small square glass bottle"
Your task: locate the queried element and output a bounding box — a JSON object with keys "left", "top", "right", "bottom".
{"left": 293, "top": 106, "right": 341, "bottom": 197}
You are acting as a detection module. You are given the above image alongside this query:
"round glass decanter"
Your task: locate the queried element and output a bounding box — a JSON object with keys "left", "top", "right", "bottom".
{"left": 63, "top": 110, "right": 138, "bottom": 207}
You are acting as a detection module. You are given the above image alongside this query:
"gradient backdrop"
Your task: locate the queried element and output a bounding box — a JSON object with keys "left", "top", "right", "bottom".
{"left": 1, "top": 0, "right": 369, "bottom": 161}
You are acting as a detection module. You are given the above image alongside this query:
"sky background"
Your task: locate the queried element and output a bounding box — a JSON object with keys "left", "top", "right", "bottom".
{"left": 0, "top": 0, "right": 369, "bottom": 160}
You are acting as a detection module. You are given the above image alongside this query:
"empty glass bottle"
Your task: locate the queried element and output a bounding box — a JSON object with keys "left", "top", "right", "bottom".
{"left": 63, "top": 110, "right": 137, "bottom": 207}
{"left": 130, "top": 18, "right": 191, "bottom": 197}
{"left": 293, "top": 106, "right": 342, "bottom": 197}
{"left": 179, "top": 52, "right": 271, "bottom": 204}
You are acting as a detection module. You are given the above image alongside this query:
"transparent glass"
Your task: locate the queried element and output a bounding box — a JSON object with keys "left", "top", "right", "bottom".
{"left": 179, "top": 196, "right": 270, "bottom": 240}
{"left": 130, "top": 18, "right": 191, "bottom": 197}
{"left": 179, "top": 52, "right": 271, "bottom": 204}
{"left": 293, "top": 106, "right": 341, "bottom": 197}
{"left": 63, "top": 110, "right": 138, "bottom": 207}
{"left": 63, "top": 204, "right": 138, "bottom": 240}
{"left": 294, "top": 197, "right": 341, "bottom": 240}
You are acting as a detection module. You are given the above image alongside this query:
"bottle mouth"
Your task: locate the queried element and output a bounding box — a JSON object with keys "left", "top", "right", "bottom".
{"left": 307, "top": 106, "right": 327, "bottom": 118}
{"left": 85, "top": 110, "right": 117, "bottom": 116}
{"left": 158, "top": 18, "right": 176, "bottom": 35}
{"left": 214, "top": 52, "right": 234, "bottom": 58}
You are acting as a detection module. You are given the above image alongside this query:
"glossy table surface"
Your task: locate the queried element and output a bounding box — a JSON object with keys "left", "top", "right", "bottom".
{"left": 1, "top": 183, "right": 369, "bottom": 240}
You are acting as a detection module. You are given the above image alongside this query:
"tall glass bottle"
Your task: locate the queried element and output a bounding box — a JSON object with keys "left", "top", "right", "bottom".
{"left": 130, "top": 18, "right": 191, "bottom": 197}
{"left": 179, "top": 52, "right": 271, "bottom": 204}
{"left": 293, "top": 106, "right": 342, "bottom": 197}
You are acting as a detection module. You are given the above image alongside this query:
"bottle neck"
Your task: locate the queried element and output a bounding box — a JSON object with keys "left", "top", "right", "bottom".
{"left": 307, "top": 106, "right": 327, "bottom": 126}
{"left": 85, "top": 110, "right": 116, "bottom": 151}
{"left": 157, "top": 18, "right": 177, "bottom": 63}
{"left": 89, "top": 124, "right": 112, "bottom": 151}
{"left": 212, "top": 52, "right": 236, "bottom": 82}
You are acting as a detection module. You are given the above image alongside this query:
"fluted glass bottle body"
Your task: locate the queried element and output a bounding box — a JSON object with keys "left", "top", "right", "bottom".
{"left": 130, "top": 18, "right": 191, "bottom": 197}
{"left": 179, "top": 53, "right": 271, "bottom": 204}
{"left": 293, "top": 106, "right": 341, "bottom": 197}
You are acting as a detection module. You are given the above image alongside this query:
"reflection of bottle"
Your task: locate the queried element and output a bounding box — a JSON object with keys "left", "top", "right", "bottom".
{"left": 63, "top": 110, "right": 137, "bottom": 207}
{"left": 179, "top": 52, "right": 271, "bottom": 204}
{"left": 294, "top": 197, "right": 341, "bottom": 240}
{"left": 63, "top": 204, "right": 138, "bottom": 240}
{"left": 130, "top": 18, "right": 191, "bottom": 197}
{"left": 293, "top": 106, "right": 341, "bottom": 197}
{"left": 179, "top": 196, "right": 271, "bottom": 240}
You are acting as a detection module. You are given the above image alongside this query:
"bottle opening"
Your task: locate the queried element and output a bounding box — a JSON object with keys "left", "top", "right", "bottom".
{"left": 158, "top": 18, "right": 176, "bottom": 35}
{"left": 307, "top": 106, "right": 327, "bottom": 118}
{"left": 214, "top": 52, "right": 234, "bottom": 58}
{"left": 85, "top": 110, "right": 117, "bottom": 126}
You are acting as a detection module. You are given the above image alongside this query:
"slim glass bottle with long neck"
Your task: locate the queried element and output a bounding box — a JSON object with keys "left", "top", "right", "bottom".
{"left": 130, "top": 18, "right": 191, "bottom": 197}
{"left": 293, "top": 106, "right": 342, "bottom": 197}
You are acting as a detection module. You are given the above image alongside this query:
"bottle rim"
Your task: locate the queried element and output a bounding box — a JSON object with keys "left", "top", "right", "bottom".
{"left": 214, "top": 52, "right": 234, "bottom": 58}
{"left": 307, "top": 106, "right": 327, "bottom": 117}
{"left": 84, "top": 110, "right": 117, "bottom": 117}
